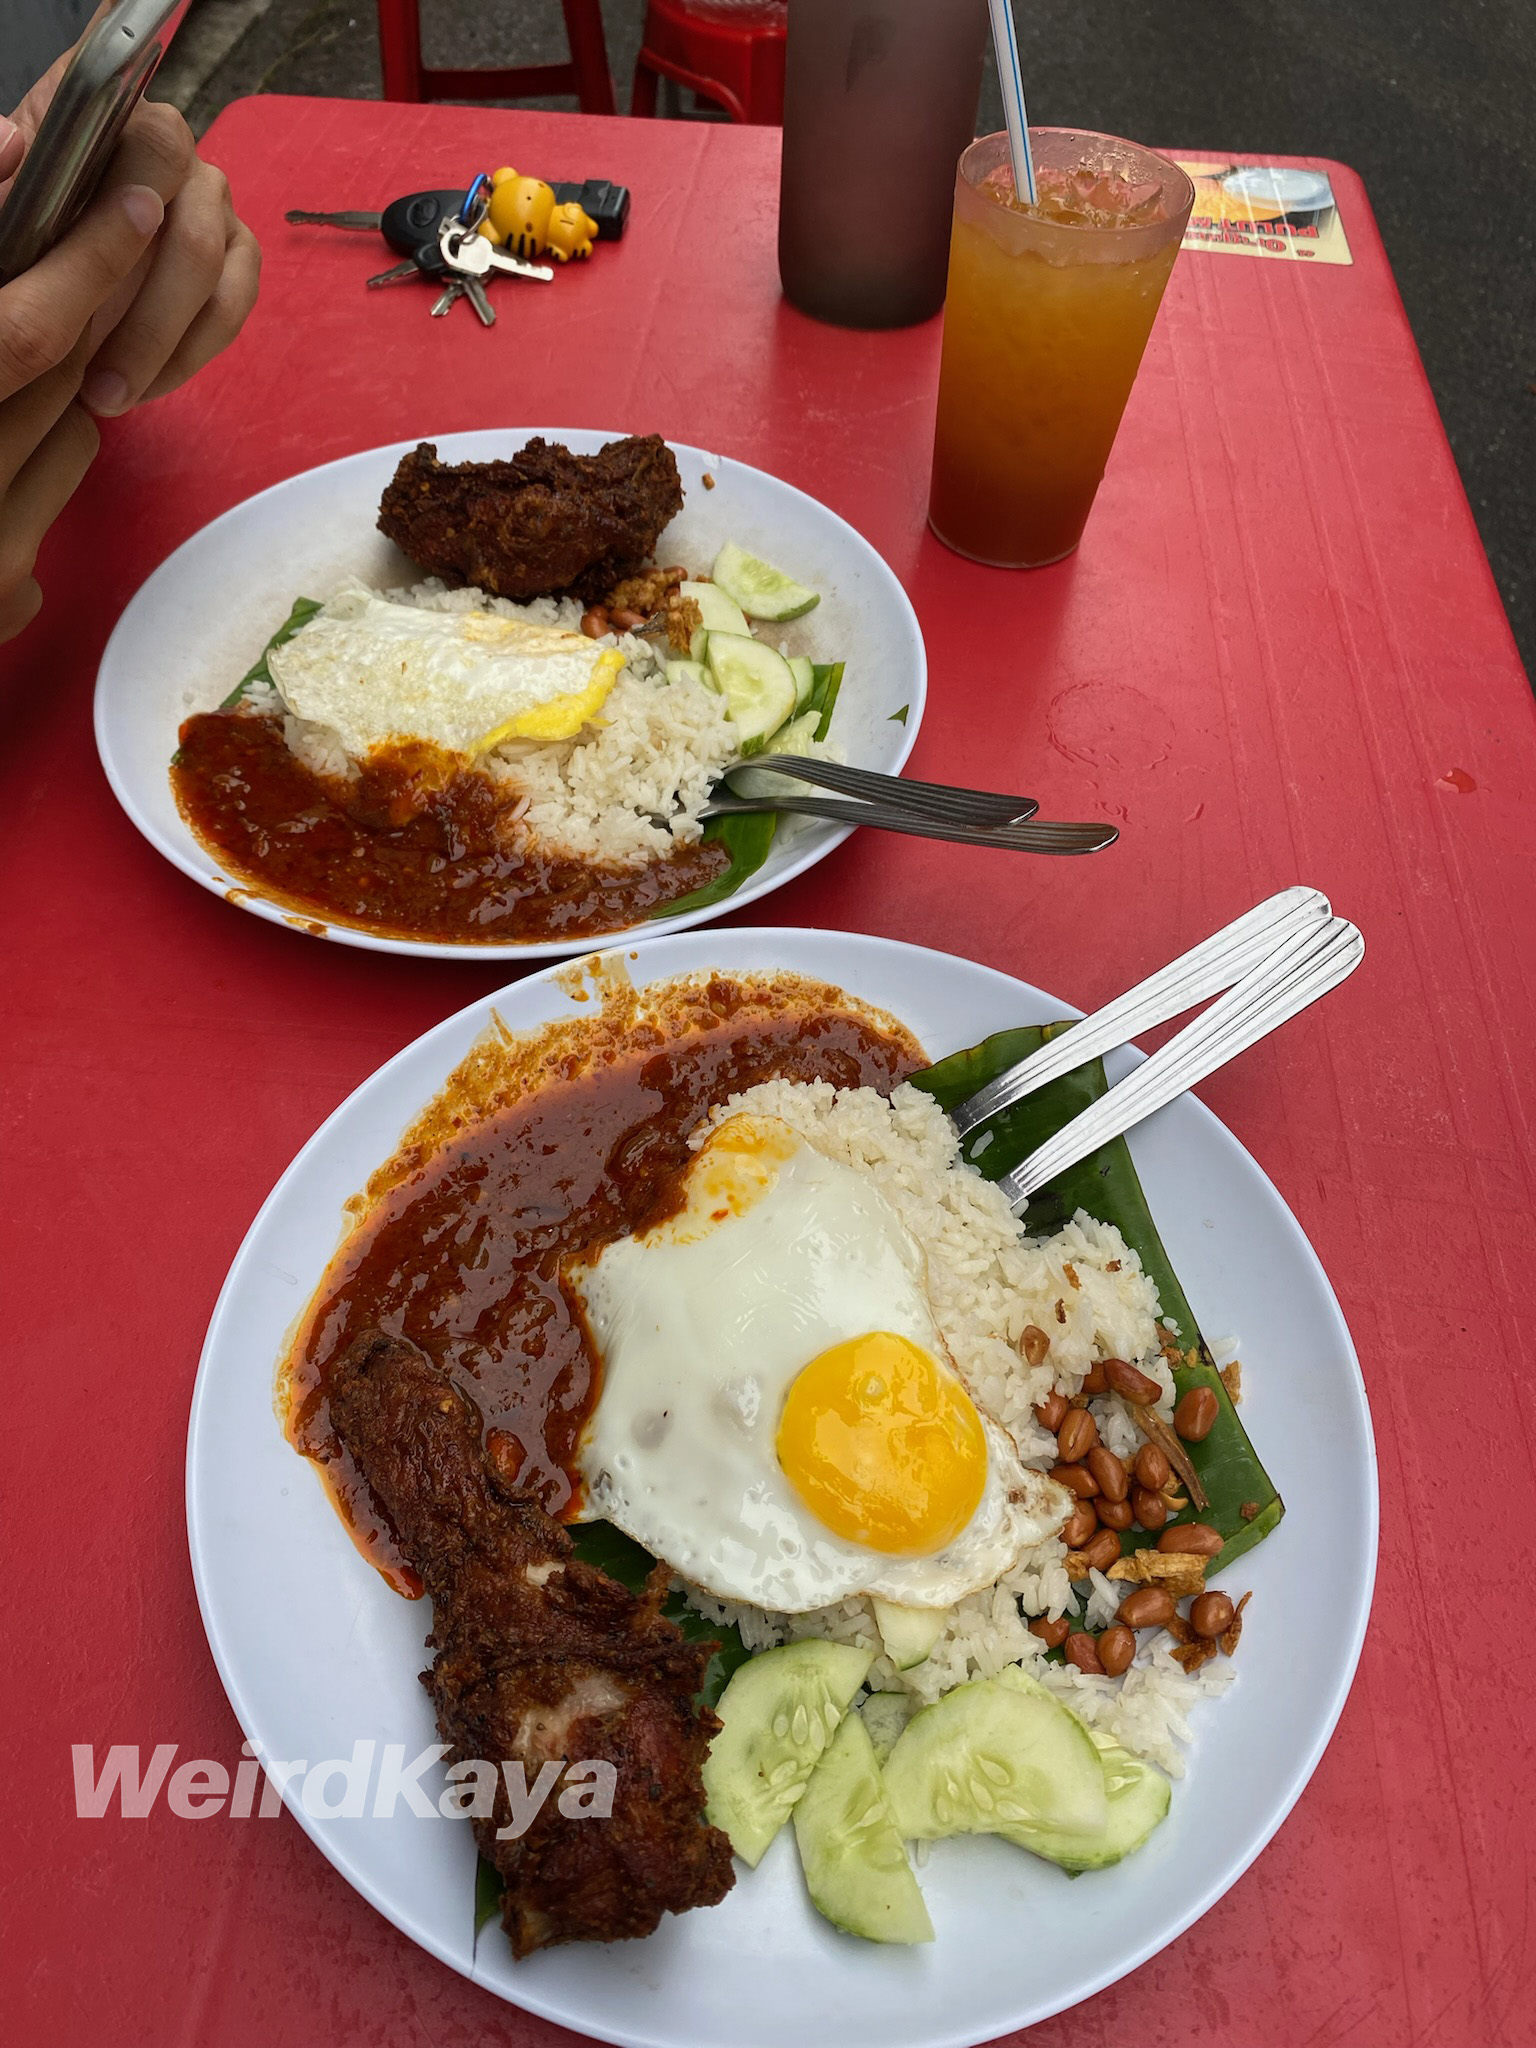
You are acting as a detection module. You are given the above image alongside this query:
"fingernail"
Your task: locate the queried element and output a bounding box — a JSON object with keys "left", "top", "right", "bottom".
{"left": 81, "top": 369, "right": 131, "bottom": 415}
{"left": 121, "top": 184, "right": 165, "bottom": 236}
{"left": 0, "top": 117, "right": 18, "bottom": 150}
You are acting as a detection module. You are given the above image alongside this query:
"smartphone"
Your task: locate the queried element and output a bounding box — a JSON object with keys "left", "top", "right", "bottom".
{"left": 0, "top": 0, "right": 184, "bottom": 285}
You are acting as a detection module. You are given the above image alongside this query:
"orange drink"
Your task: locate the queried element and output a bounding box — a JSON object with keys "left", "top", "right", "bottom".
{"left": 929, "top": 130, "right": 1194, "bottom": 568}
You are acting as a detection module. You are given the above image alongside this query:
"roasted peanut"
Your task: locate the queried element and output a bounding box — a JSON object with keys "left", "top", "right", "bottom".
{"left": 608, "top": 606, "right": 648, "bottom": 631}
{"left": 1029, "top": 1614, "right": 1071, "bottom": 1649}
{"left": 1034, "top": 1389, "right": 1069, "bottom": 1432}
{"left": 579, "top": 606, "right": 610, "bottom": 638}
{"left": 1080, "top": 1359, "right": 1108, "bottom": 1395}
{"left": 1157, "top": 1520, "right": 1224, "bottom": 1557}
{"left": 1096, "top": 1496, "right": 1134, "bottom": 1531}
{"left": 1190, "top": 1591, "right": 1236, "bottom": 1639}
{"left": 1117, "top": 1587, "right": 1177, "bottom": 1630}
{"left": 1130, "top": 1485, "right": 1168, "bottom": 1531}
{"left": 1062, "top": 1500, "right": 1099, "bottom": 1548}
{"left": 1051, "top": 1463, "right": 1100, "bottom": 1498}
{"left": 1133, "top": 1442, "right": 1171, "bottom": 1492}
{"left": 1105, "top": 1357, "right": 1162, "bottom": 1404}
{"left": 1174, "top": 1386, "right": 1219, "bottom": 1442}
{"left": 1086, "top": 1446, "right": 1128, "bottom": 1502}
{"left": 1080, "top": 1528, "right": 1122, "bottom": 1573}
{"left": 1057, "top": 1409, "right": 1099, "bottom": 1463}
{"left": 1020, "top": 1324, "right": 1051, "bottom": 1367}
{"left": 1063, "top": 1632, "right": 1105, "bottom": 1675}
{"left": 1097, "top": 1625, "right": 1135, "bottom": 1676}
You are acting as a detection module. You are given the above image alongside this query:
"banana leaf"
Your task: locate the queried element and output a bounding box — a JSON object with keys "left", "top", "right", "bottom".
{"left": 655, "top": 810, "right": 778, "bottom": 918}
{"left": 806, "top": 659, "right": 843, "bottom": 742}
{"left": 219, "top": 596, "right": 322, "bottom": 707}
{"left": 651, "top": 661, "right": 845, "bottom": 918}
{"left": 910, "top": 1021, "right": 1282, "bottom": 1569}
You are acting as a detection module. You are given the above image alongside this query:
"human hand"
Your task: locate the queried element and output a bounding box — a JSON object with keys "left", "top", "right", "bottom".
{"left": 0, "top": 33, "right": 260, "bottom": 640}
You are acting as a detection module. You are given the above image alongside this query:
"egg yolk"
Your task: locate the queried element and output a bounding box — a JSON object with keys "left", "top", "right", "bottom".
{"left": 775, "top": 1332, "right": 988, "bottom": 1556}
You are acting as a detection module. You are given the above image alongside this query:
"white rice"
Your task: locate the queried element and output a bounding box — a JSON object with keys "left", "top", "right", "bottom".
{"left": 245, "top": 578, "right": 775, "bottom": 867}
{"left": 676, "top": 1077, "right": 1231, "bottom": 1775}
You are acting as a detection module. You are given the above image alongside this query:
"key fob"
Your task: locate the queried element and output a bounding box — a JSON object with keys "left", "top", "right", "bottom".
{"left": 380, "top": 189, "right": 467, "bottom": 257}
{"left": 548, "top": 179, "right": 630, "bottom": 240}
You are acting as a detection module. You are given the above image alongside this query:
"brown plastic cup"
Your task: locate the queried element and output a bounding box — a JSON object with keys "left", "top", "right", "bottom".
{"left": 928, "top": 129, "right": 1195, "bottom": 567}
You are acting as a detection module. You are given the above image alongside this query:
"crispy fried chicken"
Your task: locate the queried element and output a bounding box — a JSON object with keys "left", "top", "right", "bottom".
{"left": 376, "top": 435, "right": 686, "bottom": 603}
{"left": 327, "top": 1330, "right": 735, "bottom": 1956}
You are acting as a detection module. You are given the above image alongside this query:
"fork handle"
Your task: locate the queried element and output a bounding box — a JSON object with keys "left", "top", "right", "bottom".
{"left": 993, "top": 915, "right": 1365, "bottom": 1211}
{"left": 950, "top": 886, "right": 1333, "bottom": 1140}
{"left": 746, "top": 754, "right": 1039, "bottom": 824}
{"left": 702, "top": 791, "right": 1115, "bottom": 852}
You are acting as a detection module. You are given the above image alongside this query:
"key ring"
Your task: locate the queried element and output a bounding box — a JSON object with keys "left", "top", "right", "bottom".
{"left": 457, "top": 173, "right": 492, "bottom": 232}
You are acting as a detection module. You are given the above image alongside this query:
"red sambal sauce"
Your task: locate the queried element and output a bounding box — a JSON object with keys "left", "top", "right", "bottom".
{"left": 171, "top": 709, "right": 730, "bottom": 943}
{"left": 286, "top": 988, "right": 921, "bottom": 1593}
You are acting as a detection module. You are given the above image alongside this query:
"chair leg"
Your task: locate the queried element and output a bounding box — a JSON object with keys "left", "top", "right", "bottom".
{"left": 376, "top": 0, "right": 427, "bottom": 101}
{"left": 562, "top": 0, "right": 617, "bottom": 115}
{"left": 631, "top": 53, "right": 660, "bottom": 118}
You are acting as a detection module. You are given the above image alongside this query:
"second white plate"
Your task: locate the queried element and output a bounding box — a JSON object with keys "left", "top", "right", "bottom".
{"left": 95, "top": 431, "right": 926, "bottom": 959}
{"left": 186, "top": 926, "right": 1376, "bottom": 2048}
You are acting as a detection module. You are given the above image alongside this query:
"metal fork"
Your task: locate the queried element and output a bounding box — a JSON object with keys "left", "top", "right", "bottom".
{"left": 733, "top": 753, "right": 1039, "bottom": 826}
{"left": 950, "top": 886, "right": 1333, "bottom": 1141}
{"left": 989, "top": 914, "right": 1365, "bottom": 1212}
{"left": 700, "top": 788, "right": 1118, "bottom": 853}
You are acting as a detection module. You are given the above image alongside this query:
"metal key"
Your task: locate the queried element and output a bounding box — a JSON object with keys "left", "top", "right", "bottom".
{"left": 289, "top": 190, "right": 470, "bottom": 254}
{"left": 430, "top": 278, "right": 467, "bottom": 318}
{"left": 460, "top": 275, "right": 496, "bottom": 326}
{"left": 439, "top": 222, "right": 554, "bottom": 283}
{"left": 367, "top": 257, "right": 422, "bottom": 288}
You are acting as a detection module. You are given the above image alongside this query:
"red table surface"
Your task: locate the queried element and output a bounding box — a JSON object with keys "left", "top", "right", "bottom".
{"left": 3, "top": 97, "right": 1533, "bottom": 2048}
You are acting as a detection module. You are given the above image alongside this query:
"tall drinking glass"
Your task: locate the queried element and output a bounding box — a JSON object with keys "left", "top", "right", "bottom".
{"left": 928, "top": 130, "right": 1195, "bottom": 567}
{"left": 778, "top": 0, "right": 989, "bottom": 329}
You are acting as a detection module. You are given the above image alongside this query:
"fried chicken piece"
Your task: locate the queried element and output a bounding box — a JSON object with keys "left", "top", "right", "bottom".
{"left": 327, "top": 1330, "right": 735, "bottom": 1957}
{"left": 376, "top": 435, "right": 686, "bottom": 604}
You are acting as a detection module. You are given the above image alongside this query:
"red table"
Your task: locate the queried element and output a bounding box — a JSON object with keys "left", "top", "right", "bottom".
{"left": 4, "top": 98, "right": 1533, "bottom": 2048}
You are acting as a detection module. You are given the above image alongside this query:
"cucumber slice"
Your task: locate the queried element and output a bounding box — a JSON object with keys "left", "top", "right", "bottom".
{"left": 725, "top": 710, "right": 820, "bottom": 798}
{"left": 793, "top": 1713, "right": 934, "bottom": 1944}
{"left": 706, "top": 631, "right": 798, "bottom": 752}
{"left": 665, "top": 657, "right": 714, "bottom": 691}
{"left": 859, "top": 1691, "right": 916, "bottom": 1763}
{"left": 872, "top": 1598, "right": 949, "bottom": 1672}
{"left": 712, "top": 541, "right": 821, "bottom": 623}
{"left": 690, "top": 624, "right": 709, "bottom": 664}
{"left": 882, "top": 1672, "right": 1108, "bottom": 1844}
{"left": 681, "top": 579, "right": 751, "bottom": 638}
{"left": 702, "top": 1640, "right": 873, "bottom": 1866}
{"left": 788, "top": 654, "right": 815, "bottom": 712}
{"left": 1000, "top": 1726, "right": 1170, "bottom": 1871}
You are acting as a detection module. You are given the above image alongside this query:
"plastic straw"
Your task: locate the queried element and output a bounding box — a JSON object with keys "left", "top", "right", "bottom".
{"left": 986, "top": 0, "right": 1037, "bottom": 206}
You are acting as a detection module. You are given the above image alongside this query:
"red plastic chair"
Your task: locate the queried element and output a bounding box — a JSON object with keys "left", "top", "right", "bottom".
{"left": 632, "top": 0, "right": 787, "bottom": 125}
{"left": 375, "top": 0, "right": 616, "bottom": 113}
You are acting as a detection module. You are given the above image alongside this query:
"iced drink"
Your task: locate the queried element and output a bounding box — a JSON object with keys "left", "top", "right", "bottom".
{"left": 929, "top": 130, "right": 1195, "bottom": 568}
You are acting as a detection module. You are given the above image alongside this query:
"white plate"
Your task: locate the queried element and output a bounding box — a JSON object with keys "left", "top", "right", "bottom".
{"left": 96, "top": 432, "right": 925, "bottom": 959}
{"left": 186, "top": 928, "right": 1375, "bottom": 2046}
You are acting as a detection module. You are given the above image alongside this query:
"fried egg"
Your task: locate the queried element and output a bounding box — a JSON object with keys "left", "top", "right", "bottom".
{"left": 266, "top": 580, "right": 624, "bottom": 758}
{"left": 566, "top": 1115, "right": 1070, "bottom": 1613}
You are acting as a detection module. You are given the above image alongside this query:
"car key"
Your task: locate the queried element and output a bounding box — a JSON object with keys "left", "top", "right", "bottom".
{"left": 289, "top": 189, "right": 472, "bottom": 257}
